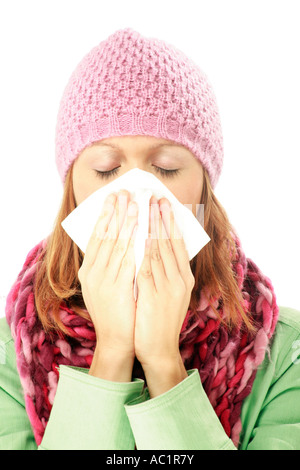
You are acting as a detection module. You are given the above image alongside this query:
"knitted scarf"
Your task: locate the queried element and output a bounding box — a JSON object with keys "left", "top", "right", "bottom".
{"left": 5, "top": 237, "right": 279, "bottom": 448}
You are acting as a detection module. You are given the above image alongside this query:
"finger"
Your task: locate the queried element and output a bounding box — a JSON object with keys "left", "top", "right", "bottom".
{"left": 149, "top": 198, "right": 166, "bottom": 284}
{"left": 108, "top": 200, "right": 139, "bottom": 281}
{"left": 158, "top": 198, "right": 182, "bottom": 241}
{"left": 150, "top": 197, "right": 178, "bottom": 285}
{"left": 156, "top": 200, "right": 179, "bottom": 281}
{"left": 83, "top": 192, "right": 117, "bottom": 268}
{"left": 159, "top": 198, "right": 193, "bottom": 286}
{"left": 105, "top": 190, "right": 130, "bottom": 240}
{"left": 93, "top": 190, "right": 130, "bottom": 272}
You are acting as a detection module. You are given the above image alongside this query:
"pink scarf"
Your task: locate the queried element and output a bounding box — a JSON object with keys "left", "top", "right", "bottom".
{"left": 5, "top": 237, "right": 278, "bottom": 447}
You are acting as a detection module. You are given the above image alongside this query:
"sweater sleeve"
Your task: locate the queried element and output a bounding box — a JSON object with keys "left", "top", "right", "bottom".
{"left": 125, "top": 369, "right": 236, "bottom": 450}
{"left": 39, "top": 366, "right": 145, "bottom": 450}
{"left": 2, "top": 308, "right": 300, "bottom": 450}
{"left": 0, "top": 317, "right": 145, "bottom": 450}
{"left": 123, "top": 308, "right": 300, "bottom": 451}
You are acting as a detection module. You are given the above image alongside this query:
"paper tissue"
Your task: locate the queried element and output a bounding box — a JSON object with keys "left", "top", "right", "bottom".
{"left": 61, "top": 168, "right": 210, "bottom": 299}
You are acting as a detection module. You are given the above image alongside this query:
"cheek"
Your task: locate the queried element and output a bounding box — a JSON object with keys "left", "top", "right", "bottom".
{"left": 74, "top": 186, "right": 93, "bottom": 206}
{"left": 72, "top": 164, "right": 98, "bottom": 205}
{"left": 170, "top": 184, "right": 203, "bottom": 217}
{"left": 183, "top": 192, "right": 201, "bottom": 217}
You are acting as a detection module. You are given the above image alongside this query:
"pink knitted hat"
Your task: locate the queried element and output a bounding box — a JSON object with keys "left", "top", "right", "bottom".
{"left": 55, "top": 28, "right": 224, "bottom": 188}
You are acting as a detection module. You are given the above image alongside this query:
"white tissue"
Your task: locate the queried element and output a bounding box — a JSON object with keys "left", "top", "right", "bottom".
{"left": 61, "top": 168, "right": 210, "bottom": 299}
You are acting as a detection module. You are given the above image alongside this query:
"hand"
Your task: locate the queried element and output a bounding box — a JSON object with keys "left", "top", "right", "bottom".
{"left": 134, "top": 196, "right": 195, "bottom": 393}
{"left": 78, "top": 190, "right": 139, "bottom": 380}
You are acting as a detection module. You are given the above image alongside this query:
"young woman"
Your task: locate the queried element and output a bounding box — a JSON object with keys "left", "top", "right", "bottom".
{"left": 1, "top": 28, "right": 300, "bottom": 450}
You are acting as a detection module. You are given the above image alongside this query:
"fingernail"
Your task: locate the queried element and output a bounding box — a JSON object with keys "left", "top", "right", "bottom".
{"left": 159, "top": 201, "right": 172, "bottom": 216}
{"left": 160, "top": 197, "right": 171, "bottom": 207}
{"left": 160, "top": 201, "right": 170, "bottom": 211}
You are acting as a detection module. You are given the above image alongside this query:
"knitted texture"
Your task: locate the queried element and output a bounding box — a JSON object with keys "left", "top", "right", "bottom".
{"left": 5, "top": 239, "right": 279, "bottom": 447}
{"left": 55, "top": 28, "right": 224, "bottom": 188}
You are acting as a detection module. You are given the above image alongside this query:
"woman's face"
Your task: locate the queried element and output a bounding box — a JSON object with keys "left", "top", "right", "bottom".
{"left": 72, "top": 135, "right": 204, "bottom": 217}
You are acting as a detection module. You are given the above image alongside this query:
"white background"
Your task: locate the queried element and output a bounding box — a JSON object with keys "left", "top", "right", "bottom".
{"left": 0, "top": 0, "right": 299, "bottom": 317}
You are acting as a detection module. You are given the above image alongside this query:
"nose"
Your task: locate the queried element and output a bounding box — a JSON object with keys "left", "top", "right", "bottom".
{"left": 127, "top": 163, "right": 150, "bottom": 172}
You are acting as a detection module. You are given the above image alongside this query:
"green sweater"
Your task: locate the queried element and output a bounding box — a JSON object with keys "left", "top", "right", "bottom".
{"left": 0, "top": 306, "right": 300, "bottom": 450}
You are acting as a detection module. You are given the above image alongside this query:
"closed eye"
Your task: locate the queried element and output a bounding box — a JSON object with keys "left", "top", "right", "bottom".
{"left": 95, "top": 166, "right": 180, "bottom": 180}
{"left": 155, "top": 167, "right": 180, "bottom": 178}
{"left": 95, "top": 167, "right": 120, "bottom": 180}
